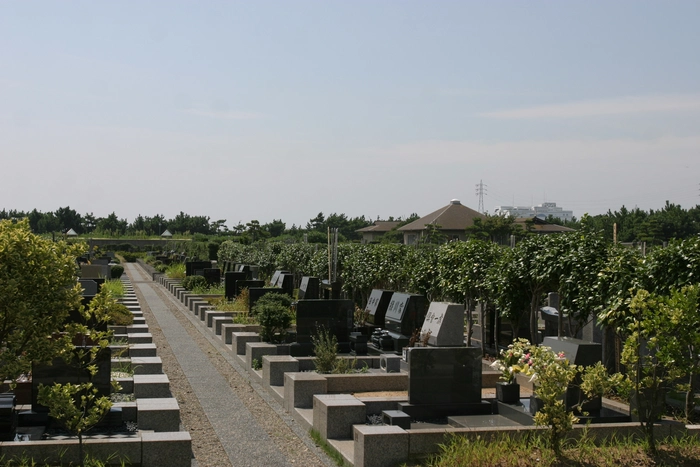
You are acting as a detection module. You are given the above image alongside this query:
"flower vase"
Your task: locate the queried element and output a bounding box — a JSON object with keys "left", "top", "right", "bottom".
{"left": 496, "top": 381, "right": 520, "bottom": 404}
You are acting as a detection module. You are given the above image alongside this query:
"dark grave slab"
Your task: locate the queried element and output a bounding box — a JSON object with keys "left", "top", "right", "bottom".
{"left": 186, "top": 261, "right": 212, "bottom": 277}
{"left": 224, "top": 272, "right": 247, "bottom": 300}
{"left": 92, "top": 258, "right": 110, "bottom": 266}
{"left": 320, "top": 280, "right": 341, "bottom": 299}
{"left": 421, "top": 302, "right": 464, "bottom": 347}
{"left": 0, "top": 394, "right": 15, "bottom": 441}
{"left": 270, "top": 270, "right": 291, "bottom": 287}
{"left": 79, "top": 280, "right": 98, "bottom": 297}
{"left": 248, "top": 287, "right": 285, "bottom": 311}
{"left": 407, "top": 346, "right": 482, "bottom": 405}
{"left": 365, "top": 289, "right": 394, "bottom": 327}
{"left": 248, "top": 265, "right": 260, "bottom": 280}
{"left": 543, "top": 337, "right": 603, "bottom": 411}
{"left": 32, "top": 347, "right": 111, "bottom": 412}
{"left": 236, "top": 280, "right": 265, "bottom": 298}
{"left": 275, "top": 273, "right": 294, "bottom": 297}
{"left": 80, "top": 264, "right": 110, "bottom": 280}
{"left": 298, "top": 276, "right": 320, "bottom": 300}
{"left": 292, "top": 299, "right": 354, "bottom": 356}
{"left": 385, "top": 293, "right": 428, "bottom": 337}
{"left": 202, "top": 268, "right": 221, "bottom": 286}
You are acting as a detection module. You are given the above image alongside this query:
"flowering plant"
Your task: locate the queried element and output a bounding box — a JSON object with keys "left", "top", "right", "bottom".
{"left": 490, "top": 338, "right": 533, "bottom": 384}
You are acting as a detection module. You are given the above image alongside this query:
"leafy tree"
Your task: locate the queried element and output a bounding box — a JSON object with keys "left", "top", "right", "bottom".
{"left": 38, "top": 287, "right": 120, "bottom": 467}
{"left": 0, "top": 219, "right": 83, "bottom": 381}
{"left": 96, "top": 212, "right": 127, "bottom": 235}
{"left": 55, "top": 206, "right": 83, "bottom": 234}
{"left": 621, "top": 289, "right": 682, "bottom": 454}
{"left": 465, "top": 214, "right": 522, "bottom": 244}
{"left": 306, "top": 212, "right": 325, "bottom": 231}
{"left": 437, "top": 239, "right": 501, "bottom": 349}
{"left": 263, "top": 219, "right": 286, "bottom": 237}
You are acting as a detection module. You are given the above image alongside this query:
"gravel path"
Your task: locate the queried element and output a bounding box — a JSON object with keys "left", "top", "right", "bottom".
{"left": 124, "top": 263, "right": 332, "bottom": 467}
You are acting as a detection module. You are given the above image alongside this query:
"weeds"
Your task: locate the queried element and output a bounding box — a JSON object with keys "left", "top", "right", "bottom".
{"left": 309, "top": 428, "right": 350, "bottom": 467}
{"left": 165, "top": 263, "right": 185, "bottom": 279}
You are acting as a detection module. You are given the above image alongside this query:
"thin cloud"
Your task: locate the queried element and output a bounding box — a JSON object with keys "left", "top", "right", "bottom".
{"left": 184, "top": 109, "right": 264, "bottom": 120}
{"left": 481, "top": 94, "right": 700, "bottom": 119}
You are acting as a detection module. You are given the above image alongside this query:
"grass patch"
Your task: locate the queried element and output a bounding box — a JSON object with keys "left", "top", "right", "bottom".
{"left": 309, "top": 428, "right": 350, "bottom": 467}
{"left": 101, "top": 279, "right": 125, "bottom": 298}
{"left": 165, "top": 263, "right": 186, "bottom": 279}
{"left": 408, "top": 432, "right": 700, "bottom": 467}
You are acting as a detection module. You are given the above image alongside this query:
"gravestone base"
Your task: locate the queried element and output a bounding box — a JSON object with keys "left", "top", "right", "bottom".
{"left": 397, "top": 401, "right": 492, "bottom": 420}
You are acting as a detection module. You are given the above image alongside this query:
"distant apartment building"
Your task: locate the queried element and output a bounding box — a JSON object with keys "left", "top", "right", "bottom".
{"left": 494, "top": 202, "right": 574, "bottom": 222}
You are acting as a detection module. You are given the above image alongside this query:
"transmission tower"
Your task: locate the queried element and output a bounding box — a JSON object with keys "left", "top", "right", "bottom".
{"left": 475, "top": 180, "right": 487, "bottom": 214}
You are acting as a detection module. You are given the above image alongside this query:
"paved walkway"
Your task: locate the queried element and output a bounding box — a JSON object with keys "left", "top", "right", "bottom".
{"left": 123, "top": 263, "right": 331, "bottom": 467}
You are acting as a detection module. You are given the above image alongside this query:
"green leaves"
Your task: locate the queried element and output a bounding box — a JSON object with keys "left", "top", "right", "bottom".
{"left": 0, "top": 219, "right": 83, "bottom": 381}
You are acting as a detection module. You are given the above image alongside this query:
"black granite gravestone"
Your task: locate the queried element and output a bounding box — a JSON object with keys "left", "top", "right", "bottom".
{"left": 365, "top": 289, "right": 394, "bottom": 327}
{"left": 398, "top": 346, "right": 491, "bottom": 419}
{"left": 291, "top": 299, "right": 354, "bottom": 356}
{"left": 270, "top": 270, "right": 291, "bottom": 287}
{"left": 298, "top": 276, "right": 320, "bottom": 300}
{"left": 186, "top": 261, "right": 212, "bottom": 277}
{"left": 235, "top": 280, "right": 265, "bottom": 298}
{"left": 202, "top": 268, "right": 221, "bottom": 287}
{"left": 382, "top": 293, "right": 428, "bottom": 351}
{"left": 320, "top": 280, "right": 341, "bottom": 299}
{"left": 224, "top": 272, "right": 247, "bottom": 300}
{"left": 31, "top": 347, "right": 111, "bottom": 412}
{"left": 0, "top": 394, "right": 15, "bottom": 441}
{"left": 275, "top": 273, "right": 294, "bottom": 297}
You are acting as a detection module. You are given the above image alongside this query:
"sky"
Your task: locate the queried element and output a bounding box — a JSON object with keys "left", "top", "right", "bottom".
{"left": 2, "top": 1, "right": 700, "bottom": 229}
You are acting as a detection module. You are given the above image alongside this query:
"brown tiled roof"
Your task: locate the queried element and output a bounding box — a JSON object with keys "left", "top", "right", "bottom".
{"left": 398, "top": 200, "right": 486, "bottom": 231}
{"left": 513, "top": 218, "right": 575, "bottom": 233}
{"left": 356, "top": 221, "right": 401, "bottom": 233}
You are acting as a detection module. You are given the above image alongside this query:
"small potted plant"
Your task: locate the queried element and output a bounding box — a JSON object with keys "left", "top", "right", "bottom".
{"left": 490, "top": 338, "right": 532, "bottom": 403}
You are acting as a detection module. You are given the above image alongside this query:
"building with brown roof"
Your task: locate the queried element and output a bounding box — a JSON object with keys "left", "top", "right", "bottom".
{"left": 398, "top": 199, "right": 486, "bottom": 245}
{"left": 513, "top": 217, "right": 576, "bottom": 234}
{"left": 355, "top": 221, "right": 401, "bottom": 244}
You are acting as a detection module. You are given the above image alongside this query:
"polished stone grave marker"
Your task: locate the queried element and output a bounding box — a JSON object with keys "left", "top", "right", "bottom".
{"left": 275, "top": 273, "right": 294, "bottom": 297}
{"left": 202, "top": 268, "right": 221, "bottom": 287}
{"left": 298, "top": 276, "right": 320, "bottom": 300}
{"left": 224, "top": 271, "right": 247, "bottom": 300}
{"left": 365, "top": 289, "right": 394, "bottom": 328}
{"left": 420, "top": 302, "right": 465, "bottom": 347}
{"left": 291, "top": 299, "right": 354, "bottom": 356}
{"left": 186, "top": 261, "right": 212, "bottom": 277}
{"left": 399, "top": 346, "right": 489, "bottom": 419}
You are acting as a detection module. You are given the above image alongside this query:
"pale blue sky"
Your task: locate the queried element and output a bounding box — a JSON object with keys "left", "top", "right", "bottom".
{"left": 2, "top": 1, "right": 699, "bottom": 227}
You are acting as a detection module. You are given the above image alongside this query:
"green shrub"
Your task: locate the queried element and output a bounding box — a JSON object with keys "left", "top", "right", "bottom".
{"left": 312, "top": 327, "right": 338, "bottom": 374}
{"left": 252, "top": 292, "right": 293, "bottom": 343}
{"left": 155, "top": 264, "right": 167, "bottom": 273}
{"left": 120, "top": 252, "right": 138, "bottom": 262}
{"left": 109, "top": 303, "right": 134, "bottom": 326}
{"left": 182, "top": 275, "right": 207, "bottom": 291}
{"left": 110, "top": 265, "right": 124, "bottom": 279}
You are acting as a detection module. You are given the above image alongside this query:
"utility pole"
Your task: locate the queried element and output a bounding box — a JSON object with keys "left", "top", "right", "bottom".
{"left": 475, "top": 180, "right": 487, "bottom": 214}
